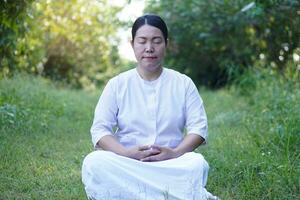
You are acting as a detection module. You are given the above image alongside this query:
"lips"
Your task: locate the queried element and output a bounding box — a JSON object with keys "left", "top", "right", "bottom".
{"left": 142, "top": 56, "right": 157, "bottom": 59}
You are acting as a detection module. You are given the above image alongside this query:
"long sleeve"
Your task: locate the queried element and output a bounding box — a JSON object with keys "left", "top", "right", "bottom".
{"left": 185, "top": 78, "right": 208, "bottom": 141}
{"left": 90, "top": 79, "right": 118, "bottom": 148}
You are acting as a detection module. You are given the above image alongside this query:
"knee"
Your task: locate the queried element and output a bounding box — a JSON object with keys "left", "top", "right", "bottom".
{"left": 199, "top": 155, "right": 209, "bottom": 172}
{"left": 82, "top": 151, "right": 112, "bottom": 174}
{"left": 81, "top": 151, "right": 113, "bottom": 184}
{"left": 83, "top": 151, "right": 101, "bottom": 166}
{"left": 188, "top": 152, "right": 209, "bottom": 172}
{"left": 188, "top": 153, "right": 210, "bottom": 186}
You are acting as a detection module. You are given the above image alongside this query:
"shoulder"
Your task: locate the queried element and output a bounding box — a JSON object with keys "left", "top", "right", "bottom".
{"left": 163, "top": 67, "right": 194, "bottom": 87}
{"left": 107, "top": 68, "right": 136, "bottom": 86}
{"left": 163, "top": 68, "right": 202, "bottom": 98}
{"left": 102, "top": 68, "right": 138, "bottom": 95}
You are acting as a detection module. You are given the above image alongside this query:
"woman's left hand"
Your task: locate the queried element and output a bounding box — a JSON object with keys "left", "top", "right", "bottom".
{"left": 140, "top": 145, "right": 181, "bottom": 162}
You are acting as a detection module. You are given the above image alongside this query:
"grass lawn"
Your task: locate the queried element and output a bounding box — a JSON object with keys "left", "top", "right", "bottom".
{"left": 0, "top": 75, "right": 95, "bottom": 199}
{"left": 0, "top": 75, "right": 299, "bottom": 199}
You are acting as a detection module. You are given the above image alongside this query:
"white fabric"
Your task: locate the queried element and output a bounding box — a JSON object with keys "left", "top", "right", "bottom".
{"left": 90, "top": 67, "right": 208, "bottom": 148}
{"left": 82, "top": 151, "right": 218, "bottom": 200}
{"left": 82, "top": 67, "right": 218, "bottom": 200}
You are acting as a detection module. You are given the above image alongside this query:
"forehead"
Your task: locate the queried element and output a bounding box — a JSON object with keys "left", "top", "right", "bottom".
{"left": 135, "top": 25, "right": 164, "bottom": 38}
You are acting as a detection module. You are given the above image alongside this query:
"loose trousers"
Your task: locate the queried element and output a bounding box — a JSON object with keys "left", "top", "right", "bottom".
{"left": 82, "top": 151, "right": 217, "bottom": 200}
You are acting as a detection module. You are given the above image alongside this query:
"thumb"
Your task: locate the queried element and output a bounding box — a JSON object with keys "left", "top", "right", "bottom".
{"left": 150, "top": 145, "right": 162, "bottom": 151}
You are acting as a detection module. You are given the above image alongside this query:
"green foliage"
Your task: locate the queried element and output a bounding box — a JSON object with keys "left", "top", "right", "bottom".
{"left": 0, "top": 0, "right": 34, "bottom": 75}
{"left": 0, "top": 74, "right": 95, "bottom": 199}
{"left": 235, "top": 66, "right": 300, "bottom": 154}
{"left": 145, "top": 0, "right": 300, "bottom": 88}
{"left": 199, "top": 70, "right": 299, "bottom": 199}
{"left": 1, "top": 0, "right": 127, "bottom": 89}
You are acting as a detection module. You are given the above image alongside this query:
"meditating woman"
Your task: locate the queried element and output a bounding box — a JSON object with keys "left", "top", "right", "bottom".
{"left": 82, "top": 14, "right": 218, "bottom": 200}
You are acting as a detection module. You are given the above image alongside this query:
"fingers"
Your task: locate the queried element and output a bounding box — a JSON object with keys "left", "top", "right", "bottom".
{"left": 138, "top": 145, "right": 151, "bottom": 151}
{"left": 135, "top": 145, "right": 160, "bottom": 160}
{"left": 141, "top": 155, "right": 161, "bottom": 162}
{"left": 141, "top": 146, "right": 176, "bottom": 162}
{"left": 150, "top": 145, "right": 162, "bottom": 151}
{"left": 139, "top": 144, "right": 163, "bottom": 151}
{"left": 142, "top": 148, "right": 160, "bottom": 157}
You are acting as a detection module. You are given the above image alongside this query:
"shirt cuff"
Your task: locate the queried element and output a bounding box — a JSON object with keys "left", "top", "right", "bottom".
{"left": 187, "top": 128, "right": 207, "bottom": 144}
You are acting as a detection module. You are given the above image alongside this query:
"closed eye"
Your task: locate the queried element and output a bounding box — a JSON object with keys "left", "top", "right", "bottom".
{"left": 136, "top": 38, "right": 146, "bottom": 44}
{"left": 153, "top": 38, "right": 162, "bottom": 44}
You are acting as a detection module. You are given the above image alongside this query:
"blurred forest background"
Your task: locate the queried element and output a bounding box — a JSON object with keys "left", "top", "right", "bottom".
{"left": 1, "top": 0, "right": 125, "bottom": 90}
{"left": 1, "top": 0, "right": 299, "bottom": 199}
{"left": 1, "top": 0, "right": 299, "bottom": 88}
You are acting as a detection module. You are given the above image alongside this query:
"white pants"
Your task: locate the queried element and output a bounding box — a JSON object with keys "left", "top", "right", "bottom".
{"left": 82, "top": 151, "right": 217, "bottom": 200}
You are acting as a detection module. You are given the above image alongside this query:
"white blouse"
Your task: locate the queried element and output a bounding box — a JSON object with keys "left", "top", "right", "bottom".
{"left": 91, "top": 67, "right": 208, "bottom": 148}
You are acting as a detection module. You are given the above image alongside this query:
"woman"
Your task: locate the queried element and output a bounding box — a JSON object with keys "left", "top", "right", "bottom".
{"left": 82, "top": 14, "right": 218, "bottom": 200}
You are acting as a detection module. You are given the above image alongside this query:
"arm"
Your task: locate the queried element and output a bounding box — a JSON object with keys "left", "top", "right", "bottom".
{"left": 174, "top": 133, "right": 204, "bottom": 156}
{"left": 141, "top": 134, "right": 204, "bottom": 162}
{"left": 97, "top": 135, "right": 160, "bottom": 160}
{"left": 96, "top": 135, "right": 128, "bottom": 156}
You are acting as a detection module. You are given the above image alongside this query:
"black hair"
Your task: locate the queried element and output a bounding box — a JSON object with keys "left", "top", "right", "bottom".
{"left": 131, "top": 14, "right": 168, "bottom": 44}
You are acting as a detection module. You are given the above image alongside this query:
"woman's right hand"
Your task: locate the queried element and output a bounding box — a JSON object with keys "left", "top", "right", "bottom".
{"left": 97, "top": 135, "right": 160, "bottom": 161}
{"left": 125, "top": 145, "right": 161, "bottom": 160}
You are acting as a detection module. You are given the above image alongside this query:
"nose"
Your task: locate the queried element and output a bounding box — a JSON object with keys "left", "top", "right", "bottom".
{"left": 145, "top": 42, "right": 154, "bottom": 53}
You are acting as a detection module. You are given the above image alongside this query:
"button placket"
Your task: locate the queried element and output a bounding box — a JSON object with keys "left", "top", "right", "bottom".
{"left": 148, "top": 89, "right": 156, "bottom": 119}
{"left": 144, "top": 83, "right": 157, "bottom": 144}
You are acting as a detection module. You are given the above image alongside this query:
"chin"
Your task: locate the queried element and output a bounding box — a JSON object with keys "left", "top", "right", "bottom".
{"left": 143, "top": 63, "right": 162, "bottom": 72}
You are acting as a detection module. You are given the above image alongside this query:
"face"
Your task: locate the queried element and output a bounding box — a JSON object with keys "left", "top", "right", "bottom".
{"left": 131, "top": 25, "right": 166, "bottom": 72}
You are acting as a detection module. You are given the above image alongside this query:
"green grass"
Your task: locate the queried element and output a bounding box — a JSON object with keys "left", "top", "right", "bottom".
{"left": 198, "top": 71, "right": 300, "bottom": 199}
{"left": 0, "top": 75, "right": 96, "bottom": 199}
{"left": 1, "top": 74, "right": 299, "bottom": 199}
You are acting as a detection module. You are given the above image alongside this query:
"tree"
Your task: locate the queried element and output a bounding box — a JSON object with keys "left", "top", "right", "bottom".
{"left": 145, "top": 0, "right": 300, "bottom": 87}
{"left": 1, "top": 0, "right": 126, "bottom": 89}
{"left": 0, "top": 0, "right": 34, "bottom": 76}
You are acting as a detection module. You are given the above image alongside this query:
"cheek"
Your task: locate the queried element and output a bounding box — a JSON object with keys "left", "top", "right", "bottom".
{"left": 157, "top": 47, "right": 166, "bottom": 57}
{"left": 133, "top": 46, "right": 144, "bottom": 56}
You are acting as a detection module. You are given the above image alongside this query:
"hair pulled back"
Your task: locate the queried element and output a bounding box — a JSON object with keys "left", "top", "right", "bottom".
{"left": 131, "top": 14, "right": 168, "bottom": 44}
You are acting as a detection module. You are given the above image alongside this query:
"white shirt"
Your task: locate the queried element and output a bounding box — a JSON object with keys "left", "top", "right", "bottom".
{"left": 91, "top": 67, "right": 208, "bottom": 148}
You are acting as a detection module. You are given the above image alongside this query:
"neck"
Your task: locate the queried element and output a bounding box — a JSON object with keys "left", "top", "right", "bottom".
{"left": 137, "top": 66, "right": 163, "bottom": 81}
